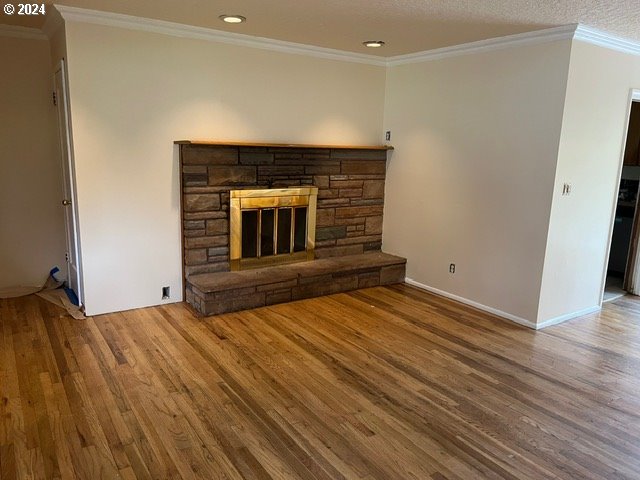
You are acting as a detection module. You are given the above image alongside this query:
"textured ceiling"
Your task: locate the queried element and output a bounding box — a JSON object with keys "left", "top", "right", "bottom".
{"left": 3, "top": 0, "right": 640, "bottom": 56}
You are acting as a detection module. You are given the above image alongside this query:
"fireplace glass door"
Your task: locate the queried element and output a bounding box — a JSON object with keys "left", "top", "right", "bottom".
{"left": 230, "top": 188, "right": 317, "bottom": 270}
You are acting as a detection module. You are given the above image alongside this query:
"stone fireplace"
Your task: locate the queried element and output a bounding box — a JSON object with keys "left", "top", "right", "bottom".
{"left": 177, "top": 141, "right": 406, "bottom": 316}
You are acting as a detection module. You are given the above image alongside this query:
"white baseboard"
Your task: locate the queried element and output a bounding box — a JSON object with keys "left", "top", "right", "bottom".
{"left": 404, "top": 278, "right": 602, "bottom": 330}
{"left": 536, "top": 305, "right": 601, "bottom": 329}
{"left": 404, "top": 277, "right": 538, "bottom": 329}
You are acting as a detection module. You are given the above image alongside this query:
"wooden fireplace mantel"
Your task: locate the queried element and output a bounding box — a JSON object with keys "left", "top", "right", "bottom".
{"left": 174, "top": 140, "right": 394, "bottom": 150}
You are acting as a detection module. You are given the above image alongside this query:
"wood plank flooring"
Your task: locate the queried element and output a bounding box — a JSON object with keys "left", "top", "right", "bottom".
{"left": 2, "top": 284, "right": 640, "bottom": 479}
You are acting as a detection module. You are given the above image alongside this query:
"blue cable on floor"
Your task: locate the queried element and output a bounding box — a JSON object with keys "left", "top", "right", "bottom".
{"left": 50, "top": 266, "right": 80, "bottom": 306}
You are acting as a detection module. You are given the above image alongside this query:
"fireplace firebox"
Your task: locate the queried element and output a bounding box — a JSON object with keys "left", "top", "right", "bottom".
{"left": 230, "top": 187, "right": 318, "bottom": 270}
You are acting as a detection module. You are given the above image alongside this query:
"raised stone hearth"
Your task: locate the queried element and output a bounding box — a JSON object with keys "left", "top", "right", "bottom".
{"left": 177, "top": 141, "right": 406, "bottom": 316}
{"left": 187, "top": 252, "right": 406, "bottom": 315}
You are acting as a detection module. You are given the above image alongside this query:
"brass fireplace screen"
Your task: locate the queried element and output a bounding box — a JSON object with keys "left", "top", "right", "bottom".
{"left": 230, "top": 187, "right": 318, "bottom": 270}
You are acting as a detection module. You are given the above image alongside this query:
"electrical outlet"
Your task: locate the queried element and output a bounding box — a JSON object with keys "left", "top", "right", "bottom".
{"left": 562, "top": 183, "right": 572, "bottom": 195}
{"left": 385, "top": 131, "right": 391, "bottom": 141}
{"left": 449, "top": 263, "right": 455, "bottom": 274}
{"left": 162, "top": 286, "right": 170, "bottom": 299}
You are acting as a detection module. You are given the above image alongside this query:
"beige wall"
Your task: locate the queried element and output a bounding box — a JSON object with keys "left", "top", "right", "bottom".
{"left": 0, "top": 35, "right": 66, "bottom": 289}
{"left": 383, "top": 40, "right": 573, "bottom": 325}
{"left": 49, "top": 21, "right": 67, "bottom": 67}
{"left": 63, "top": 21, "right": 386, "bottom": 315}
{"left": 58, "top": 18, "right": 640, "bottom": 324}
{"left": 538, "top": 42, "right": 640, "bottom": 324}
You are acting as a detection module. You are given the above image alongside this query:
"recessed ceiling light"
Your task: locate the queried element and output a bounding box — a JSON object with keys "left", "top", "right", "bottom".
{"left": 219, "top": 15, "right": 246, "bottom": 24}
{"left": 363, "top": 40, "right": 385, "bottom": 48}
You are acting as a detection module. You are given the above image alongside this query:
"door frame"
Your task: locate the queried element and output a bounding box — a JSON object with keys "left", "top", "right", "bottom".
{"left": 600, "top": 88, "right": 640, "bottom": 304}
{"left": 54, "top": 58, "right": 84, "bottom": 306}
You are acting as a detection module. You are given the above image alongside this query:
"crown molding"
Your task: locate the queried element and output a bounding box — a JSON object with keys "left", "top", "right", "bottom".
{"left": 0, "top": 24, "right": 47, "bottom": 40}
{"left": 386, "top": 24, "right": 578, "bottom": 66}
{"left": 574, "top": 25, "right": 640, "bottom": 57}
{"left": 49, "top": 5, "right": 640, "bottom": 67}
{"left": 53, "top": 5, "right": 387, "bottom": 67}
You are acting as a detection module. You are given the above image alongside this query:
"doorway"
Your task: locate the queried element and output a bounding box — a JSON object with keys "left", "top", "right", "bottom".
{"left": 53, "top": 59, "right": 83, "bottom": 306}
{"left": 605, "top": 100, "right": 640, "bottom": 302}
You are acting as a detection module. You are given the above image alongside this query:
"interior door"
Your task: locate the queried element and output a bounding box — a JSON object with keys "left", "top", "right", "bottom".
{"left": 54, "top": 59, "right": 83, "bottom": 305}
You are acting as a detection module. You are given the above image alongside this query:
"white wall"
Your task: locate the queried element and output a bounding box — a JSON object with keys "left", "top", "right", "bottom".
{"left": 0, "top": 34, "right": 66, "bottom": 289}
{"left": 537, "top": 42, "right": 640, "bottom": 324}
{"left": 63, "top": 21, "right": 386, "bottom": 315}
{"left": 383, "top": 40, "right": 573, "bottom": 325}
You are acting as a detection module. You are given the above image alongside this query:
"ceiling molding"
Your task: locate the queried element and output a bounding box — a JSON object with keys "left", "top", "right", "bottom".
{"left": 53, "top": 5, "right": 387, "bottom": 67}
{"left": 0, "top": 24, "right": 47, "bottom": 40}
{"left": 50, "top": 5, "right": 640, "bottom": 67}
{"left": 574, "top": 25, "right": 640, "bottom": 57}
{"left": 386, "top": 24, "right": 578, "bottom": 66}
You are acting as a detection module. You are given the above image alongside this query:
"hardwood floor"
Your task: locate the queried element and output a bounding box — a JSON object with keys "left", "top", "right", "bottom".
{"left": 2, "top": 285, "right": 640, "bottom": 479}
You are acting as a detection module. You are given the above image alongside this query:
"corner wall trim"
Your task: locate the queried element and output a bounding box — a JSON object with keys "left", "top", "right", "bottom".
{"left": 0, "top": 24, "right": 47, "bottom": 40}
{"left": 404, "top": 277, "right": 538, "bottom": 329}
{"left": 536, "top": 305, "right": 601, "bottom": 329}
{"left": 574, "top": 25, "right": 640, "bottom": 57}
{"left": 53, "top": 5, "right": 387, "bottom": 66}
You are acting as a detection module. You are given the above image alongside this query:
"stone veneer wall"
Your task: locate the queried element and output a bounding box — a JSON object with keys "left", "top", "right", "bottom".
{"left": 179, "top": 143, "right": 389, "bottom": 277}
